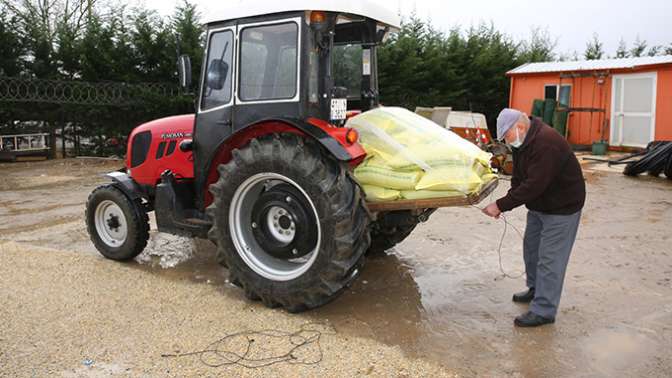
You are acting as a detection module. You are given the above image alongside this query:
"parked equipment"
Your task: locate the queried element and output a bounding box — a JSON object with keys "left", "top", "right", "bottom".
{"left": 414, "top": 106, "right": 512, "bottom": 174}
{"left": 585, "top": 141, "right": 672, "bottom": 179}
{"left": 623, "top": 141, "right": 672, "bottom": 179}
{"left": 0, "top": 133, "right": 50, "bottom": 161}
{"left": 85, "top": 2, "right": 498, "bottom": 312}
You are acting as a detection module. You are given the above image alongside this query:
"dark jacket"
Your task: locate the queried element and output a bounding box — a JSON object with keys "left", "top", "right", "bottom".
{"left": 496, "top": 117, "right": 586, "bottom": 215}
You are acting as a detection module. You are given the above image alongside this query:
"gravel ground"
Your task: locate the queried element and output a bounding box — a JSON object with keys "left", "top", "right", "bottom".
{"left": 1, "top": 157, "right": 672, "bottom": 377}
{"left": 0, "top": 241, "right": 452, "bottom": 377}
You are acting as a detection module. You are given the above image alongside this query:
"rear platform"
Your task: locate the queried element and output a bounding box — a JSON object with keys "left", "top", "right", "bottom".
{"left": 365, "top": 177, "right": 498, "bottom": 212}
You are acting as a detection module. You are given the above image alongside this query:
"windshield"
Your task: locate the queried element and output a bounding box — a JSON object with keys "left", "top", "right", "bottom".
{"left": 333, "top": 44, "right": 363, "bottom": 99}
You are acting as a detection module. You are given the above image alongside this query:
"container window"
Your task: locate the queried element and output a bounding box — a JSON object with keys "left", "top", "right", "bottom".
{"left": 558, "top": 85, "right": 571, "bottom": 107}
{"left": 544, "top": 85, "right": 558, "bottom": 101}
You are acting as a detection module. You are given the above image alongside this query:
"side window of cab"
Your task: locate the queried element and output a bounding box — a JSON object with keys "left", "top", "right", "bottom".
{"left": 201, "top": 29, "right": 234, "bottom": 111}
{"left": 238, "top": 22, "right": 299, "bottom": 102}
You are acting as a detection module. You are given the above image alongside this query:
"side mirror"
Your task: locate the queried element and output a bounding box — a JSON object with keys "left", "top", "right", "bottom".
{"left": 177, "top": 55, "right": 192, "bottom": 90}
{"left": 376, "top": 27, "right": 390, "bottom": 43}
{"left": 206, "top": 59, "right": 229, "bottom": 90}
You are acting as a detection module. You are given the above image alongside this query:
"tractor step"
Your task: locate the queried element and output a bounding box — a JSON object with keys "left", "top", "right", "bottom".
{"left": 155, "top": 170, "right": 210, "bottom": 238}
{"left": 184, "top": 218, "right": 212, "bottom": 226}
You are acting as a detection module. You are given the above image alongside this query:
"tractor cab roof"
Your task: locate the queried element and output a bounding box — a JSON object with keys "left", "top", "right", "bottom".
{"left": 203, "top": 0, "right": 401, "bottom": 30}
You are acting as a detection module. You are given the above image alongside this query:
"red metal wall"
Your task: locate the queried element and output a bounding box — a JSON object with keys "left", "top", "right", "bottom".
{"left": 656, "top": 65, "right": 672, "bottom": 141}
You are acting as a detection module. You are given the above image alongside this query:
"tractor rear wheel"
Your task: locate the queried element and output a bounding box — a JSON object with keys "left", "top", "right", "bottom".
{"left": 207, "top": 134, "right": 370, "bottom": 312}
{"left": 85, "top": 184, "right": 149, "bottom": 261}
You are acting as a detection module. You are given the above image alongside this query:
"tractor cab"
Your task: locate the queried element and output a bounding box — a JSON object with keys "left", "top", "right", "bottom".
{"left": 177, "top": 2, "right": 401, "bottom": 210}
{"left": 189, "top": 2, "right": 399, "bottom": 119}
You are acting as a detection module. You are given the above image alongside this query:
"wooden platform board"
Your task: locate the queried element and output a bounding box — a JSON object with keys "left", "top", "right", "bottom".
{"left": 365, "top": 177, "right": 499, "bottom": 212}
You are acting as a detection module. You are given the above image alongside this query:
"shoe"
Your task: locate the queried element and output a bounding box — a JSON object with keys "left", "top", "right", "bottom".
{"left": 512, "top": 288, "right": 535, "bottom": 303}
{"left": 514, "top": 311, "right": 555, "bottom": 327}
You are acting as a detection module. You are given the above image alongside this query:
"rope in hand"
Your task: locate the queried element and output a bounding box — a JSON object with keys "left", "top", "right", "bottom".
{"left": 462, "top": 184, "right": 526, "bottom": 280}
{"left": 161, "top": 322, "right": 335, "bottom": 369}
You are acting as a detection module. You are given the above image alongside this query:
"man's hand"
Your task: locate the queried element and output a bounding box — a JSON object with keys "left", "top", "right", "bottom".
{"left": 482, "top": 202, "right": 501, "bottom": 219}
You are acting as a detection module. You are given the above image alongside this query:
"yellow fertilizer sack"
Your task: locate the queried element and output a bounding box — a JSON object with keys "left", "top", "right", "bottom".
{"left": 416, "top": 166, "right": 483, "bottom": 193}
{"left": 400, "top": 189, "right": 465, "bottom": 200}
{"left": 354, "top": 164, "right": 422, "bottom": 190}
{"left": 367, "top": 150, "right": 476, "bottom": 172}
{"left": 348, "top": 107, "right": 494, "bottom": 199}
{"left": 361, "top": 185, "right": 401, "bottom": 201}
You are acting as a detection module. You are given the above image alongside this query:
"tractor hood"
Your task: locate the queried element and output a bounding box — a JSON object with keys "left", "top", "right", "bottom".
{"left": 126, "top": 114, "right": 196, "bottom": 184}
{"left": 131, "top": 114, "right": 195, "bottom": 138}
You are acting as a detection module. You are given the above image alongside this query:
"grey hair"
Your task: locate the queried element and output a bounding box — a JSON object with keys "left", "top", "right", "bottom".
{"left": 518, "top": 113, "right": 530, "bottom": 126}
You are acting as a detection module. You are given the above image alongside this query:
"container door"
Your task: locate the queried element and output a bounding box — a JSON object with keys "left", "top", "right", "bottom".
{"left": 610, "top": 73, "right": 657, "bottom": 148}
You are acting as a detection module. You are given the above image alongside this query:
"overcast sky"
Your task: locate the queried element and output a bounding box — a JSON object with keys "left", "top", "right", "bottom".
{"left": 142, "top": 0, "right": 670, "bottom": 58}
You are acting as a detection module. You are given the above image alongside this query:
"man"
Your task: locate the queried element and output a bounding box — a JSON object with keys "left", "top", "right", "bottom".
{"left": 482, "top": 108, "right": 586, "bottom": 327}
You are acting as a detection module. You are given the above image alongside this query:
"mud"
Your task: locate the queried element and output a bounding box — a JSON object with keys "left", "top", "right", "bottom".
{"left": 1, "top": 158, "right": 672, "bottom": 376}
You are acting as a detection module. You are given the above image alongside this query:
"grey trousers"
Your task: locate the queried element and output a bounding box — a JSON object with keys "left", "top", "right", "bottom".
{"left": 523, "top": 209, "right": 581, "bottom": 318}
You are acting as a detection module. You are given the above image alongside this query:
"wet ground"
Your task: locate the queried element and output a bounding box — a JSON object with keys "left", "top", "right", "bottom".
{"left": 1, "top": 158, "right": 671, "bottom": 376}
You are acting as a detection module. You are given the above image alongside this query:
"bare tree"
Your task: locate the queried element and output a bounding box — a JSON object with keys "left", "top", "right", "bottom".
{"left": 0, "top": 0, "right": 99, "bottom": 41}
{"left": 518, "top": 26, "right": 557, "bottom": 63}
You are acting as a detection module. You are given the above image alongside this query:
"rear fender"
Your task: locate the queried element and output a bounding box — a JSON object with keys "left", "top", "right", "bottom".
{"left": 202, "top": 118, "right": 367, "bottom": 208}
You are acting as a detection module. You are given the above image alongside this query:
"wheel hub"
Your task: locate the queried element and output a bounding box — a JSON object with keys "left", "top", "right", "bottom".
{"left": 106, "top": 214, "right": 121, "bottom": 232}
{"left": 94, "top": 200, "right": 128, "bottom": 247}
{"left": 265, "top": 206, "right": 296, "bottom": 244}
{"left": 229, "top": 173, "right": 322, "bottom": 282}
{"left": 250, "top": 183, "right": 318, "bottom": 260}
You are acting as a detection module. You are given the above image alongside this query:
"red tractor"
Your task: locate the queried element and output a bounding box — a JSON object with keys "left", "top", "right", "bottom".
{"left": 85, "top": 2, "right": 495, "bottom": 312}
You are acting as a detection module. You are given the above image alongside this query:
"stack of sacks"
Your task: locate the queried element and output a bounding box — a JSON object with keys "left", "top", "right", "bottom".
{"left": 347, "top": 107, "right": 497, "bottom": 202}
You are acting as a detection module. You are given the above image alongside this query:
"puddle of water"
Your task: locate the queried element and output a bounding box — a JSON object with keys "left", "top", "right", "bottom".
{"left": 313, "top": 244, "right": 523, "bottom": 372}
{"left": 581, "top": 326, "right": 659, "bottom": 376}
{"left": 313, "top": 253, "right": 427, "bottom": 353}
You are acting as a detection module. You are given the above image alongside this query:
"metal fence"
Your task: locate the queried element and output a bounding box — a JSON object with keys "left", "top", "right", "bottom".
{"left": 0, "top": 77, "right": 181, "bottom": 106}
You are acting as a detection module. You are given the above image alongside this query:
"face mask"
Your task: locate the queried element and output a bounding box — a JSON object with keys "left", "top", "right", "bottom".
{"left": 509, "top": 128, "right": 524, "bottom": 148}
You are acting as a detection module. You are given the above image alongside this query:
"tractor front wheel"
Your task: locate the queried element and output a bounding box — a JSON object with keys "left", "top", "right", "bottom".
{"left": 207, "top": 134, "right": 370, "bottom": 312}
{"left": 85, "top": 184, "right": 149, "bottom": 261}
